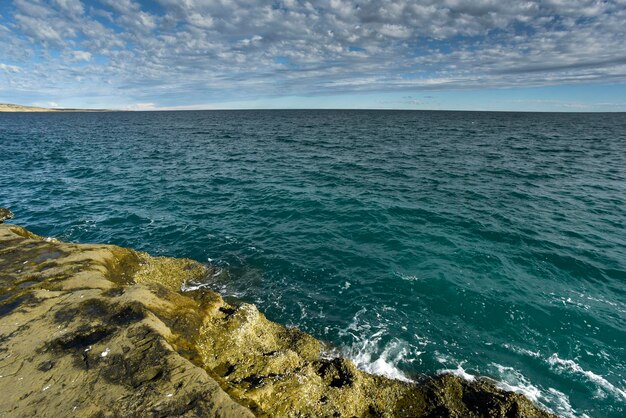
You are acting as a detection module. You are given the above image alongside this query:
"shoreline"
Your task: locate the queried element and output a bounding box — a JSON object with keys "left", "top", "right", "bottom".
{"left": 0, "top": 209, "right": 555, "bottom": 417}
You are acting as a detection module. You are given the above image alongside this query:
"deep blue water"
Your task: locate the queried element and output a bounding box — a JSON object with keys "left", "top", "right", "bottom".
{"left": 1, "top": 110, "right": 625, "bottom": 417}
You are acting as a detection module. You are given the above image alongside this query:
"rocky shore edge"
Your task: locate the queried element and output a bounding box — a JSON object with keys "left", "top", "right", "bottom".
{"left": 0, "top": 209, "right": 555, "bottom": 417}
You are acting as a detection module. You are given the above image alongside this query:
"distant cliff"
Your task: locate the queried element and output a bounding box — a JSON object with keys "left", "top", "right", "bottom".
{"left": 0, "top": 103, "right": 111, "bottom": 112}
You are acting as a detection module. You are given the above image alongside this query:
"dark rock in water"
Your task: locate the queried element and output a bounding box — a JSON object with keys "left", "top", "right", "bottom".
{"left": 0, "top": 207, "right": 13, "bottom": 223}
{"left": 0, "top": 220, "right": 556, "bottom": 417}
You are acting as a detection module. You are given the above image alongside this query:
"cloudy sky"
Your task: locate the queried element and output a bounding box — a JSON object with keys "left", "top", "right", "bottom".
{"left": 1, "top": 0, "right": 625, "bottom": 111}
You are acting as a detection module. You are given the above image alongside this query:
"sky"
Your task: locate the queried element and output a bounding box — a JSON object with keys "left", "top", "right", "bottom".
{"left": 1, "top": 0, "right": 626, "bottom": 111}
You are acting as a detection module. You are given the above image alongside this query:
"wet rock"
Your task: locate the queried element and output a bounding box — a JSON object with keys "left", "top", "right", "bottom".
{"left": 0, "top": 220, "right": 556, "bottom": 418}
{"left": 0, "top": 207, "right": 13, "bottom": 223}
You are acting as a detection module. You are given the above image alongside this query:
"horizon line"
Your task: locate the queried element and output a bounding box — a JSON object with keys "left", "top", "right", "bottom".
{"left": 2, "top": 107, "right": 625, "bottom": 114}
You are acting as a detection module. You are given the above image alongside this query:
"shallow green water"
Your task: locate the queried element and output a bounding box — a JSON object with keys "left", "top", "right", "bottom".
{"left": 1, "top": 110, "right": 624, "bottom": 417}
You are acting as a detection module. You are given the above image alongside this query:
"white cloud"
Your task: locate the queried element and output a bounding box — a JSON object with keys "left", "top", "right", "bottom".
{"left": 378, "top": 24, "right": 411, "bottom": 39}
{"left": 69, "top": 50, "right": 92, "bottom": 62}
{"left": 32, "top": 100, "right": 60, "bottom": 107}
{"left": 1, "top": 0, "right": 625, "bottom": 106}
{"left": 0, "top": 63, "right": 21, "bottom": 73}
{"left": 123, "top": 102, "right": 158, "bottom": 110}
{"left": 54, "top": 0, "right": 84, "bottom": 16}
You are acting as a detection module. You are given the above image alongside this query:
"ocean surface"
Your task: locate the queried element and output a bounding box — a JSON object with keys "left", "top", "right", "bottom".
{"left": 1, "top": 110, "right": 625, "bottom": 417}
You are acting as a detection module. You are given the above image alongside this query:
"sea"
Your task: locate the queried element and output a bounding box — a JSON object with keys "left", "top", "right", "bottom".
{"left": 1, "top": 110, "right": 624, "bottom": 417}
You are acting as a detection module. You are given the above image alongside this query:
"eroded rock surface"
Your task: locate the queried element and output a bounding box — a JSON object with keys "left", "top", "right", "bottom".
{"left": 0, "top": 214, "right": 556, "bottom": 417}
{"left": 0, "top": 224, "right": 252, "bottom": 417}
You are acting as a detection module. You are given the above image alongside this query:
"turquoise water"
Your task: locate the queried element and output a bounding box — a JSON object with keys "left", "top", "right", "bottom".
{"left": 1, "top": 110, "right": 625, "bottom": 417}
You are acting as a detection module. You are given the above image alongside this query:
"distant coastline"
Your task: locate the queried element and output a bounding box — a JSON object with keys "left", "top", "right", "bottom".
{"left": 0, "top": 103, "right": 115, "bottom": 112}
{"left": 2, "top": 103, "right": 624, "bottom": 113}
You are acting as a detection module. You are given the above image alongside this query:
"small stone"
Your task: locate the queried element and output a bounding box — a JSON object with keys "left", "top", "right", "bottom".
{"left": 37, "top": 361, "right": 55, "bottom": 372}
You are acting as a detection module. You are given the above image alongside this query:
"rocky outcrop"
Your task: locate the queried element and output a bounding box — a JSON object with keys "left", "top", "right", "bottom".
{"left": 0, "top": 211, "right": 556, "bottom": 417}
{"left": 0, "top": 208, "right": 12, "bottom": 223}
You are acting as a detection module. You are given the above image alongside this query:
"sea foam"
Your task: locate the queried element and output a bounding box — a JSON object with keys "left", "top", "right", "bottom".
{"left": 547, "top": 354, "right": 626, "bottom": 401}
